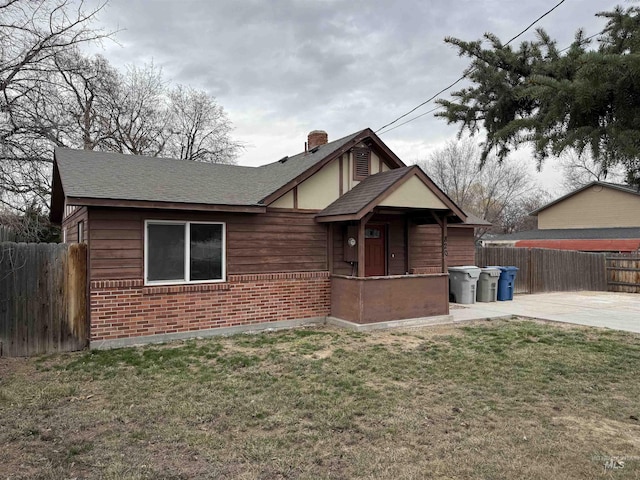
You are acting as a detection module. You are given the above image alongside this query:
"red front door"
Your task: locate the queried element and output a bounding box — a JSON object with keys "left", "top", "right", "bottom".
{"left": 365, "top": 225, "right": 386, "bottom": 277}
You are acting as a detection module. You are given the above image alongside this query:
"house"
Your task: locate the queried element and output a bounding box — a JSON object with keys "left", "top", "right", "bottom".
{"left": 483, "top": 181, "right": 640, "bottom": 252}
{"left": 51, "top": 128, "right": 484, "bottom": 348}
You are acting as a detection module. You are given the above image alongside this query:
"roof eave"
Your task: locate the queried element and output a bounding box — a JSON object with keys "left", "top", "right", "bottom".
{"left": 65, "top": 196, "right": 267, "bottom": 214}
{"left": 49, "top": 155, "right": 65, "bottom": 224}
{"left": 528, "top": 181, "right": 640, "bottom": 216}
{"left": 449, "top": 221, "right": 492, "bottom": 228}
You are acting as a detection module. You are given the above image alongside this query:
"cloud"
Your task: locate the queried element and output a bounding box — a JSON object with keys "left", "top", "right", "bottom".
{"left": 85, "top": 0, "right": 621, "bottom": 194}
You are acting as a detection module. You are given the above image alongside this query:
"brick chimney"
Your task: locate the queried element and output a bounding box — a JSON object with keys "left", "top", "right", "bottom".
{"left": 307, "top": 130, "right": 328, "bottom": 150}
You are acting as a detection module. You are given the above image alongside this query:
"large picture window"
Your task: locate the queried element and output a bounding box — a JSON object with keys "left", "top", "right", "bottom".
{"left": 145, "top": 221, "right": 225, "bottom": 284}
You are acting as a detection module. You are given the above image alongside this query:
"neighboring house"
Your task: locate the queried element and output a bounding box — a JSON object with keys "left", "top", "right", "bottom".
{"left": 484, "top": 181, "right": 640, "bottom": 252}
{"left": 51, "top": 128, "right": 485, "bottom": 348}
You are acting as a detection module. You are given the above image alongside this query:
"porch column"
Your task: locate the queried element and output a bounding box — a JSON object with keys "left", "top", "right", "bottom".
{"left": 404, "top": 216, "right": 410, "bottom": 274}
{"left": 357, "top": 212, "right": 375, "bottom": 277}
{"left": 442, "top": 215, "right": 448, "bottom": 272}
{"left": 431, "top": 211, "right": 449, "bottom": 273}
{"left": 327, "top": 223, "right": 334, "bottom": 273}
{"left": 357, "top": 219, "right": 366, "bottom": 277}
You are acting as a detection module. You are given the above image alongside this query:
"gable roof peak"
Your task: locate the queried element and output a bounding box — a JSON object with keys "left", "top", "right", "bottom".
{"left": 530, "top": 180, "right": 640, "bottom": 216}
{"left": 316, "top": 165, "right": 466, "bottom": 222}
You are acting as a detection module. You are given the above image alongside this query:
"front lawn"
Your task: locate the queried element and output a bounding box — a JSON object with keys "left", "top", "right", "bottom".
{"left": 1, "top": 319, "right": 639, "bottom": 479}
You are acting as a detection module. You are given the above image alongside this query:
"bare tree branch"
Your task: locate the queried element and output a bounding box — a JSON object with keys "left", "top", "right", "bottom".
{"left": 559, "top": 150, "right": 626, "bottom": 193}
{"left": 418, "top": 137, "right": 544, "bottom": 238}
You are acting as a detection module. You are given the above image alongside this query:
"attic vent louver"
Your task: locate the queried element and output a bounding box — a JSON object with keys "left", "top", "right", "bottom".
{"left": 353, "top": 148, "right": 370, "bottom": 180}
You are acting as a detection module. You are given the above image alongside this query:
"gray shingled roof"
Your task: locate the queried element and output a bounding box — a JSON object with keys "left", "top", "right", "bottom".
{"left": 316, "top": 167, "right": 412, "bottom": 218}
{"left": 602, "top": 182, "right": 640, "bottom": 194}
{"left": 489, "top": 227, "right": 640, "bottom": 241}
{"left": 459, "top": 213, "right": 491, "bottom": 226}
{"left": 55, "top": 130, "right": 364, "bottom": 206}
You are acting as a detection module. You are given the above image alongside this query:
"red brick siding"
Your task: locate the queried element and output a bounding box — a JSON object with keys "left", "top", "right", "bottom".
{"left": 90, "top": 271, "right": 331, "bottom": 341}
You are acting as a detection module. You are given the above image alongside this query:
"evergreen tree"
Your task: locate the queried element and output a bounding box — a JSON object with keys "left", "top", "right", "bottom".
{"left": 437, "top": 4, "right": 640, "bottom": 187}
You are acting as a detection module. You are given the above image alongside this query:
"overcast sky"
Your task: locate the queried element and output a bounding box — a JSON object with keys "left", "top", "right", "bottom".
{"left": 85, "top": 0, "right": 622, "bottom": 196}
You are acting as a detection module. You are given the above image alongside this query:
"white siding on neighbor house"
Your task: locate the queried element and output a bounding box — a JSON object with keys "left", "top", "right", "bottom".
{"left": 538, "top": 185, "right": 640, "bottom": 229}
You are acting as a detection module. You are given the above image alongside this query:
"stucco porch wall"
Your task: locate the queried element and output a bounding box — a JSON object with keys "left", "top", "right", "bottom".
{"left": 330, "top": 273, "right": 449, "bottom": 324}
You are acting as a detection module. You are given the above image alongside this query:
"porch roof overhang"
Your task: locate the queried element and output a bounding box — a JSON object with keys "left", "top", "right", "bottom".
{"left": 315, "top": 165, "right": 467, "bottom": 223}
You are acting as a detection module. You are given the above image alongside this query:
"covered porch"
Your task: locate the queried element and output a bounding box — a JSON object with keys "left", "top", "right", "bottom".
{"left": 316, "top": 166, "right": 471, "bottom": 324}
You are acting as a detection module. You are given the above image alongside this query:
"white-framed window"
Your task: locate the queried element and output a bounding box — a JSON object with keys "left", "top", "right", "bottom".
{"left": 77, "top": 220, "right": 85, "bottom": 243}
{"left": 144, "top": 220, "right": 226, "bottom": 285}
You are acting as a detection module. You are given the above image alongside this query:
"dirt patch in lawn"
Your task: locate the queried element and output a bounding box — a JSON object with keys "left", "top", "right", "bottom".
{"left": 2, "top": 319, "right": 640, "bottom": 479}
{"left": 554, "top": 415, "right": 640, "bottom": 449}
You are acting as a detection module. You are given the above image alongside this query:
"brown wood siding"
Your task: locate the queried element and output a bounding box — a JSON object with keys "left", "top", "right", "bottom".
{"left": 386, "top": 216, "right": 406, "bottom": 275}
{"left": 88, "top": 208, "right": 328, "bottom": 280}
{"left": 409, "top": 225, "right": 476, "bottom": 271}
{"left": 409, "top": 225, "right": 442, "bottom": 271}
{"left": 62, "top": 207, "right": 88, "bottom": 244}
{"left": 332, "top": 224, "right": 355, "bottom": 276}
{"left": 330, "top": 215, "right": 407, "bottom": 276}
{"left": 447, "top": 227, "right": 476, "bottom": 266}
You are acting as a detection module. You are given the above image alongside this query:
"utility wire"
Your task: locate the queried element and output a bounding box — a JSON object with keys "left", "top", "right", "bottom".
{"left": 558, "top": 30, "right": 601, "bottom": 52}
{"left": 378, "top": 106, "right": 441, "bottom": 135}
{"left": 379, "top": 27, "right": 604, "bottom": 136}
{"left": 375, "top": 0, "right": 569, "bottom": 134}
{"left": 503, "top": 0, "right": 568, "bottom": 46}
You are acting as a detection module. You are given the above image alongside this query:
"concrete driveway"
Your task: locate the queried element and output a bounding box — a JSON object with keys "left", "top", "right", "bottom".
{"left": 450, "top": 291, "right": 640, "bottom": 334}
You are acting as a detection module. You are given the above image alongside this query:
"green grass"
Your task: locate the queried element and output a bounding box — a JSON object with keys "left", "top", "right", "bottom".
{"left": 2, "top": 319, "right": 640, "bottom": 479}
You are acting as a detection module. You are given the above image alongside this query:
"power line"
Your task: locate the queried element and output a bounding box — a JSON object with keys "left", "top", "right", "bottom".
{"left": 503, "top": 0, "right": 568, "bottom": 46}
{"left": 378, "top": 27, "right": 604, "bottom": 135}
{"left": 375, "top": 77, "right": 466, "bottom": 135}
{"left": 378, "top": 106, "right": 441, "bottom": 135}
{"left": 558, "top": 30, "right": 601, "bottom": 53}
{"left": 375, "top": 0, "right": 569, "bottom": 134}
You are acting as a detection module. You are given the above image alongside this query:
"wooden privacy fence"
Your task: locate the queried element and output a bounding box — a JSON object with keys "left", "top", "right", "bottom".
{"left": 606, "top": 254, "right": 640, "bottom": 293}
{"left": 0, "top": 225, "right": 18, "bottom": 242}
{"left": 0, "top": 242, "right": 87, "bottom": 357}
{"left": 475, "top": 247, "right": 607, "bottom": 294}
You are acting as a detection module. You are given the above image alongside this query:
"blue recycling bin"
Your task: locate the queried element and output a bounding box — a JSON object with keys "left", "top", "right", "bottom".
{"left": 488, "top": 266, "right": 519, "bottom": 301}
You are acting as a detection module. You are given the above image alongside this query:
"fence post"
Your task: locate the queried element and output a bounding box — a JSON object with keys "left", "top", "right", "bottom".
{"left": 527, "top": 248, "right": 533, "bottom": 294}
